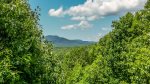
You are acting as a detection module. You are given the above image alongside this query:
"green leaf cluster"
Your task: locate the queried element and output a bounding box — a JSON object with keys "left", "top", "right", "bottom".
{"left": 0, "top": 0, "right": 54, "bottom": 83}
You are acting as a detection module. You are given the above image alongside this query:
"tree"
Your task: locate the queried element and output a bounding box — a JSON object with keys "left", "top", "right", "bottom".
{"left": 0, "top": 0, "right": 54, "bottom": 83}
{"left": 54, "top": 0, "right": 150, "bottom": 83}
{"left": 145, "top": 0, "right": 150, "bottom": 9}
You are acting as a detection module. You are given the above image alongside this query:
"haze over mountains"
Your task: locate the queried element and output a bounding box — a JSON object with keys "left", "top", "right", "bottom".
{"left": 45, "top": 35, "right": 95, "bottom": 47}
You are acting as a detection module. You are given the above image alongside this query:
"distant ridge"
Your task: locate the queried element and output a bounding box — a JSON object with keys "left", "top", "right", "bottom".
{"left": 45, "top": 35, "right": 95, "bottom": 47}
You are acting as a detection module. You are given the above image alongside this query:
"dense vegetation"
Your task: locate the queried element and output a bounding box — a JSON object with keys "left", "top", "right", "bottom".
{"left": 0, "top": 0, "right": 150, "bottom": 84}
{"left": 0, "top": 0, "right": 54, "bottom": 83}
{"left": 52, "top": 0, "right": 150, "bottom": 83}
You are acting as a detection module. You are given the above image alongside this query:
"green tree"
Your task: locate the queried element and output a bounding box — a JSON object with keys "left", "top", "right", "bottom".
{"left": 54, "top": 0, "right": 150, "bottom": 83}
{"left": 0, "top": 0, "right": 54, "bottom": 83}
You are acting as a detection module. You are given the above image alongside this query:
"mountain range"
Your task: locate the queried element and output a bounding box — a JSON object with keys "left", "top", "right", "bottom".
{"left": 45, "top": 35, "right": 95, "bottom": 47}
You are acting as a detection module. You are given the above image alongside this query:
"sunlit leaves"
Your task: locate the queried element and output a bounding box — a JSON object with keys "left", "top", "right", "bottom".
{"left": 0, "top": 0, "right": 54, "bottom": 83}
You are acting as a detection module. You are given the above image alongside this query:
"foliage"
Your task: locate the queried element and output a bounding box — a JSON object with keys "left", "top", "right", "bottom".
{"left": 52, "top": 0, "right": 150, "bottom": 83}
{"left": 0, "top": 0, "right": 150, "bottom": 84}
{"left": 0, "top": 0, "right": 54, "bottom": 83}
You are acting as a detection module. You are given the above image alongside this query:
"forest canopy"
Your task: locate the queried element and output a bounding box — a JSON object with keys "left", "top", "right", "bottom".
{"left": 0, "top": 0, "right": 150, "bottom": 84}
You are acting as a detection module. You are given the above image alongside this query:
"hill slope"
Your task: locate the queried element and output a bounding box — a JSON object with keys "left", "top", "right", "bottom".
{"left": 45, "top": 35, "right": 95, "bottom": 47}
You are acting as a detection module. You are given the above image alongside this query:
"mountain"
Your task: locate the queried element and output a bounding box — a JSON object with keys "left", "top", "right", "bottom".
{"left": 45, "top": 35, "right": 95, "bottom": 47}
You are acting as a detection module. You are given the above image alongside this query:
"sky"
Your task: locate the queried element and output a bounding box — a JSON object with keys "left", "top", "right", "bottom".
{"left": 29, "top": 0, "right": 147, "bottom": 41}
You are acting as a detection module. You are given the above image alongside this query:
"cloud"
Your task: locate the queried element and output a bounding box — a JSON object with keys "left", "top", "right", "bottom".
{"left": 49, "top": 0, "right": 147, "bottom": 29}
{"left": 61, "top": 25, "right": 76, "bottom": 30}
{"left": 49, "top": 0, "right": 146, "bottom": 18}
{"left": 78, "top": 20, "right": 92, "bottom": 28}
{"left": 61, "top": 21, "right": 92, "bottom": 30}
{"left": 48, "top": 7, "right": 64, "bottom": 17}
{"left": 71, "top": 16, "right": 86, "bottom": 21}
{"left": 87, "top": 15, "right": 99, "bottom": 21}
{"left": 71, "top": 15, "right": 99, "bottom": 21}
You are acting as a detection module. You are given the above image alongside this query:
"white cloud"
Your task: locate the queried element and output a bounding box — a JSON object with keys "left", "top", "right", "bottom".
{"left": 78, "top": 21, "right": 92, "bottom": 28}
{"left": 49, "top": 0, "right": 147, "bottom": 29}
{"left": 61, "top": 25, "right": 77, "bottom": 30}
{"left": 48, "top": 7, "right": 64, "bottom": 17}
{"left": 71, "top": 15, "right": 99, "bottom": 21}
{"left": 71, "top": 16, "right": 86, "bottom": 21}
{"left": 87, "top": 15, "right": 99, "bottom": 21}
{"left": 49, "top": 0, "right": 146, "bottom": 18}
{"left": 61, "top": 21, "right": 92, "bottom": 30}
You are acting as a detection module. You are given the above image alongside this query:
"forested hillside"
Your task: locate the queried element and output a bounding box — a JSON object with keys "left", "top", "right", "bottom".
{"left": 0, "top": 0, "right": 150, "bottom": 84}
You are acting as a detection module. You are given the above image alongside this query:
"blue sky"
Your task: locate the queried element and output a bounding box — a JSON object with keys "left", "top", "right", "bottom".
{"left": 29, "top": 0, "right": 147, "bottom": 41}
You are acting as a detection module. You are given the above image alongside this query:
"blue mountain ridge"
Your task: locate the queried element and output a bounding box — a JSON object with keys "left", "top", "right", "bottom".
{"left": 45, "top": 35, "right": 95, "bottom": 47}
